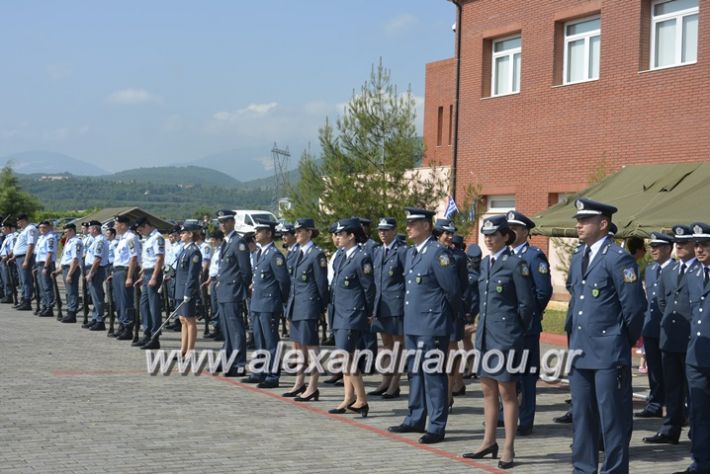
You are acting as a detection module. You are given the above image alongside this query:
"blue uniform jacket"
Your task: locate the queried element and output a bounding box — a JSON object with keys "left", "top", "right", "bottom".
{"left": 658, "top": 259, "right": 700, "bottom": 353}
{"left": 476, "top": 248, "right": 536, "bottom": 352}
{"left": 373, "top": 240, "right": 407, "bottom": 318}
{"left": 361, "top": 238, "right": 380, "bottom": 258}
{"left": 566, "top": 237, "right": 647, "bottom": 369}
{"left": 175, "top": 242, "right": 202, "bottom": 301}
{"left": 642, "top": 260, "right": 672, "bottom": 338}
{"left": 215, "top": 232, "right": 253, "bottom": 303}
{"left": 332, "top": 246, "right": 375, "bottom": 331}
{"left": 514, "top": 243, "right": 552, "bottom": 335}
{"left": 403, "top": 237, "right": 461, "bottom": 337}
{"left": 250, "top": 243, "right": 290, "bottom": 314}
{"left": 285, "top": 244, "right": 329, "bottom": 321}
{"left": 452, "top": 247, "right": 469, "bottom": 322}
{"left": 687, "top": 265, "right": 710, "bottom": 368}
{"left": 465, "top": 264, "right": 480, "bottom": 321}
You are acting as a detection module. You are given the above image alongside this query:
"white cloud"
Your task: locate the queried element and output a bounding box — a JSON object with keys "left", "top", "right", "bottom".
{"left": 213, "top": 102, "right": 278, "bottom": 122}
{"left": 385, "top": 13, "right": 418, "bottom": 35}
{"left": 257, "top": 156, "right": 274, "bottom": 171}
{"left": 107, "top": 88, "right": 160, "bottom": 105}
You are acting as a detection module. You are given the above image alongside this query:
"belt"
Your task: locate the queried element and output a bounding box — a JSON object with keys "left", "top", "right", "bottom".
{"left": 15, "top": 254, "right": 26, "bottom": 258}
{"left": 114, "top": 266, "right": 128, "bottom": 271}
{"left": 61, "top": 265, "right": 71, "bottom": 269}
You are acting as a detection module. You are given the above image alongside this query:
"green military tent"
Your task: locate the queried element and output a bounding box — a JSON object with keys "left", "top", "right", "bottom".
{"left": 532, "top": 162, "right": 710, "bottom": 238}
{"left": 71, "top": 207, "right": 174, "bottom": 234}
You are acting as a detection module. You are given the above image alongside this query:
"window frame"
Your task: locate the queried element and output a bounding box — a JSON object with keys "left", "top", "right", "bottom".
{"left": 650, "top": 0, "right": 699, "bottom": 70}
{"left": 563, "top": 15, "right": 601, "bottom": 85}
{"left": 486, "top": 194, "right": 517, "bottom": 212}
{"left": 491, "top": 35, "right": 522, "bottom": 97}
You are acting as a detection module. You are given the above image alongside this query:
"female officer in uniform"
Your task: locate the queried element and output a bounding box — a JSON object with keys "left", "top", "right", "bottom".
{"left": 328, "top": 219, "right": 375, "bottom": 416}
{"left": 462, "top": 215, "right": 534, "bottom": 470}
{"left": 175, "top": 223, "right": 203, "bottom": 357}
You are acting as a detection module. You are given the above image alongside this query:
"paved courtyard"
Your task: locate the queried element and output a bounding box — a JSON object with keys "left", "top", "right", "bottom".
{"left": 0, "top": 307, "right": 692, "bottom": 473}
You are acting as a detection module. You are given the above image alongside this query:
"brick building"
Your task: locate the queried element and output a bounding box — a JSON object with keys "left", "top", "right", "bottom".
{"left": 423, "top": 0, "right": 709, "bottom": 295}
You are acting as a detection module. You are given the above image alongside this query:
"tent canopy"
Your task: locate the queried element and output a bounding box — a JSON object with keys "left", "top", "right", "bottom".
{"left": 71, "top": 207, "right": 174, "bottom": 234}
{"left": 532, "top": 162, "right": 710, "bottom": 238}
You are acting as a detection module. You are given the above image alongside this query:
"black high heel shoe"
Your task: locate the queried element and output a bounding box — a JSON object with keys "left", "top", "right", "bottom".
{"left": 497, "top": 459, "right": 515, "bottom": 469}
{"left": 294, "top": 389, "right": 319, "bottom": 402}
{"left": 329, "top": 407, "right": 347, "bottom": 414}
{"left": 448, "top": 398, "right": 454, "bottom": 413}
{"left": 347, "top": 402, "right": 370, "bottom": 418}
{"left": 462, "top": 443, "right": 499, "bottom": 459}
{"left": 452, "top": 385, "right": 466, "bottom": 397}
{"left": 282, "top": 385, "right": 306, "bottom": 398}
{"left": 382, "top": 389, "right": 400, "bottom": 399}
{"left": 368, "top": 387, "right": 388, "bottom": 396}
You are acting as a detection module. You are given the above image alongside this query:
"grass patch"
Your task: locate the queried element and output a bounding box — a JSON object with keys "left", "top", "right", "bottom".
{"left": 542, "top": 309, "right": 567, "bottom": 335}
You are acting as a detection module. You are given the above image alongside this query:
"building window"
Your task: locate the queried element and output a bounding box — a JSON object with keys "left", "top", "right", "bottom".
{"left": 651, "top": 0, "right": 699, "bottom": 69}
{"left": 487, "top": 195, "right": 516, "bottom": 212}
{"left": 436, "top": 106, "right": 443, "bottom": 146}
{"left": 564, "top": 16, "right": 601, "bottom": 84}
{"left": 492, "top": 36, "right": 521, "bottom": 96}
{"left": 448, "top": 105, "right": 453, "bottom": 146}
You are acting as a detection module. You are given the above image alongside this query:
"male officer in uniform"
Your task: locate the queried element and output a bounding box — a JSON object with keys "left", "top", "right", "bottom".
{"left": 636, "top": 232, "right": 674, "bottom": 418}
{"left": 205, "top": 230, "right": 224, "bottom": 340}
{"left": 0, "top": 218, "right": 18, "bottom": 304}
{"left": 10, "top": 213, "right": 38, "bottom": 310}
{"left": 357, "top": 217, "right": 380, "bottom": 360}
{"left": 242, "top": 218, "right": 290, "bottom": 388}
{"left": 112, "top": 215, "right": 141, "bottom": 340}
{"left": 506, "top": 210, "right": 553, "bottom": 436}
{"left": 35, "top": 221, "right": 57, "bottom": 317}
{"left": 215, "top": 209, "right": 253, "bottom": 376}
{"left": 388, "top": 207, "right": 460, "bottom": 444}
{"left": 674, "top": 223, "right": 710, "bottom": 474}
{"left": 566, "top": 198, "right": 646, "bottom": 474}
{"left": 56, "top": 223, "right": 83, "bottom": 323}
{"left": 644, "top": 225, "right": 699, "bottom": 445}
{"left": 134, "top": 217, "right": 165, "bottom": 348}
{"left": 83, "top": 221, "right": 109, "bottom": 330}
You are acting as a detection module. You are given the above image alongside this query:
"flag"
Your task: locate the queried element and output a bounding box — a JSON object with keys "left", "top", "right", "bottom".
{"left": 444, "top": 195, "right": 458, "bottom": 219}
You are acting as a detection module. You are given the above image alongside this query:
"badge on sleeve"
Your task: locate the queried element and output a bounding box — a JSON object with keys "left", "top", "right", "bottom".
{"left": 438, "top": 254, "right": 450, "bottom": 267}
{"left": 538, "top": 262, "right": 549, "bottom": 274}
{"left": 520, "top": 262, "right": 530, "bottom": 277}
{"left": 320, "top": 256, "right": 327, "bottom": 268}
{"left": 239, "top": 243, "right": 246, "bottom": 251}
{"left": 128, "top": 239, "right": 135, "bottom": 251}
{"left": 623, "top": 267, "right": 637, "bottom": 283}
{"left": 275, "top": 256, "right": 284, "bottom": 266}
{"left": 192, "top": 254, "right": 200, "bottom": 264}
{"left": 363, "top": 262, "right": 372, "bottom": 275}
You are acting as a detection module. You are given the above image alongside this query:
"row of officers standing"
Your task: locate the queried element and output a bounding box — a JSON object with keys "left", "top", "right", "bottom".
{"left": 2, "top": 202, "right": 709, "bottom": 474}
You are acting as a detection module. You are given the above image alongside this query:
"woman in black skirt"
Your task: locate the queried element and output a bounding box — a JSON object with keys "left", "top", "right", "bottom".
{"left": 174, "top": 223, "right": 203, "bottom": 357}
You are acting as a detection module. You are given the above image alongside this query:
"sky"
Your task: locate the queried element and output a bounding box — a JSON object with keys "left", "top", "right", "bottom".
{"left": 0, "top": 1, "right": 455, "bottom": 176}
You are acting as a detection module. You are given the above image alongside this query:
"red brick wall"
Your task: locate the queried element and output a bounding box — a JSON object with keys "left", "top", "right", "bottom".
{"left": 424, "top": 0, "right": 710, "bottom": 223}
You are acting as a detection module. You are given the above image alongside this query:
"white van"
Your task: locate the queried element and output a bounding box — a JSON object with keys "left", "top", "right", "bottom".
{"left": 233, "top": 210, "right": 278, "bottom": 235}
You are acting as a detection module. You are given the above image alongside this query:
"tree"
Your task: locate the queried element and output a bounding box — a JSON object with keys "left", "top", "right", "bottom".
{"left": 287, "top": 59, "right": 448, "bottom": 249}
{"left": 0, "top": 164, "right": 42, "bottom": 219}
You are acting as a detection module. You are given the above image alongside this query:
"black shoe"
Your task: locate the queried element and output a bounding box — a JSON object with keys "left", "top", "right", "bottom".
{"left": 116, "top": 328, "right": 134, "bottom": 340}
{"left": 635, "top": 408, "right": 663, "bottom": 418}
{"left": 257, "top": 380, "right": 279, "bottom": 389}
{"left": 214, "top": 333, "right": 224, "bottom": 341}
{"left": 90, "top": 322, "right": 106, "bottom": 331}
{"left": 82, "top": 320, "right": 96, "bottom": 329}
{"left": 38, "top": 307, "right": 49, "bottom": 316}
{"left": 517, "top": 425, "right": 533, "bottom": 436}
{"left": 387, "top": 424, "right": 425, "bottom": 434}
{"left": 452, "top": 385, "right": 466, "bottom": 397}
{"left": 282, "top": 385, "right": 306, "bottom": 398}
{"left": 368, "top": 387, "right": 388, "bottom": 396}
{"left": 16, "top": 301, "right": 32, "bottom": 311}
{"left": 60, "top": 315, "right": 77, "bottom": 323}
{"left": 141, "top": 339, "right": 160, "bottom": 350}
{"left": 132, "top": 337, "right": 149, "bottom": 347}
{"left": 324, "top": 374, "right": 343, "bottom": 385}
{"left": 498, "top": 459, "right": 515, "bottom": 470}
{"left": 39, "top": 309, "right": 54, "bottom": 318}
{"left": 643, "top": 433, "right": 679, "bottom": 445}
{"left": 294, "top": 389, "right": 319, "bottom": 402}
{"left": 553, "top": 412, "right": 573, "bottom": 424}
{"left": 419, "top": 432, "right": 444, "bottom": 444}
{"left": 347, "top": 403, "right": 369, "bottom": 418}
{"left": 382, "top": 389, "right": 401, "bottom": 399}
{"left": 329, "top": 407, "right": 347, "bottom": 414}
{"left": 241, "top": 375, "right": 263, "bottom": 384}
{"left": 222, "top": 369, "right": 247, "bottom": 377}
{"left": 463, "top": 443, "right": 499, "bottom": 459}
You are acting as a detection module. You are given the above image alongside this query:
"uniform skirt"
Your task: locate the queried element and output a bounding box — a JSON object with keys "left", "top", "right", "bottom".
{"left": 449, "top": 318, "right": 465, "bottom": 342}
{"left": 290, "top": 319, "right": 319, "bottom": 346}
{"left": 475, "top": 344, "right": 522, "bottom": 383}
{"left": 334, "top": 328, "right": 364, "bottom": 353}
{"left": 179, "top": 299, "right": 197, "bottom": 318}
{"left": 372, "top": 315, "right": 404, "bottom": 336}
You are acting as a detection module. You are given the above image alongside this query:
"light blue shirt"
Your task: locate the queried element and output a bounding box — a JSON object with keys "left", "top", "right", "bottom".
{"left": 108, "top": 239, "right": 117, "bottom": 264}
{"left": 87, "top": 234, "right": 109, "bottom": 267}
{"left": 0, "top": 232, "right": 17, "bottom": 257}
{"left": 35, "top": 232, "right": 57, "bottom": 263}
{"left": 12, "top": 224, "right": 38, "bottom": 256}
{"left": 60, "top": 236, "right": 83, "bottom": 266}
{"left": 114, "top": 231, "right": 140, "bottom": 267}
{"left": 141, "top": 229, "right": 165, "bottom": 270}
{"left": 200, "top": 241, "right": 212, "bottom": 264}
{"left": 208, "top": 245, "right": 220, "bottom": 277}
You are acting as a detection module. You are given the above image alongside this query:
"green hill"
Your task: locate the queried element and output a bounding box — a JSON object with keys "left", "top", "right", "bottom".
{"left": 105, "top": 165, "right": 240, "bottom": 187}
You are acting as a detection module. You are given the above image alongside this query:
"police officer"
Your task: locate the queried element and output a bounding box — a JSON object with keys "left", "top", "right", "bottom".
{"left": 674, "top": 222, "right": 710, "bottom": 474}
{"left": 644, "top": 225, "right": 699, "bottom": 445}
{"left": 134, "top": 217, "right": 165, "bottom": 348}
{"left": 462, "top": 243, "right": 482, "bottom": 378}
{"left": 112, "top": 215, "right": 141, "bottom": 340}
{"left": 174, "top": 223, "right": 202, "bottom": 355}
{"left": 506, "top": 210, "right": 553, "bottom": 436}
{"left": 370, "top": 217, "right": 407, "bottom": 398}
{"left": 636, "top": 232, "right": 674, "bottom": 418}
{"left": 205, "top": 230, "right": 224, "bottom": 340}
{"left": 55, "top": 223, "right": 83, "bottom": 323}
{"left": 283, "top": 218, "right": 328, "bottom": 401}
{"left": 83, "top": 221, "right": 109, "bottom": 330}
{"left": 215, "top": 209, "right": 253, "bottom": 376}
{"left": 243, "top": 218, "right": 290, "bottom": 388}
{"left": 565, "top": 198, "right": 646, "bottom": 474}
{"left": 388, "top": 207, "right": 460, "bottom": 445}
{"left": 164, "top": 225, "right": 182, "bottom": 326}
{"left": 0, "top": 218, "right": 18, "bottom": 304}
{"left": 328, "top": 218, "right": 375, "bottom": 416}
{"left": 35, "top": 220, "right": 57, "bottom": 317}
{"left": 357, "top": 217, "right": 380, "bottom": 361}
{"left": 10, "top": 213, "right": 38, "bottom": 310}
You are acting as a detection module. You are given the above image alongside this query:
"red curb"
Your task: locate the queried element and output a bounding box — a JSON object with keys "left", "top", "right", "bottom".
{"left": 539, "top": 332, "right": 567, "bottom": 347}
{"left": 212, "top": 375, "right": 506, "bottom": 473}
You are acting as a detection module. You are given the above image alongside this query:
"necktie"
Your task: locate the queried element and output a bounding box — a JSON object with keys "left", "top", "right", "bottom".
{"left": 581, "top": 246, "right": 591, "bottom": 275}
{"left": 490, "top": 257, "right": 496, "bottom": 270}
{"left": 256, "top": 248, "right": 262, "bottom": 263}
{"left": 655, "top": 264, "right": 662, "bottom": 279}
{"left": 384, "top": 247, "right": 389, "bottom": 260}
{"left": 678, "top": 263, "right": 687, "bottom": 286}
{"left": 219, "top": 241, "right": 226, "bottom": 259}
{"left": 705, "top": 267, "right": 709, "bottom": 287}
